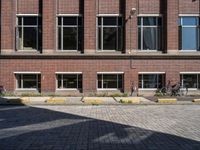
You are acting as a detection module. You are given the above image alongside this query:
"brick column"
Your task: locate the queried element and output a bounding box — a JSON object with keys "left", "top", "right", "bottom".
{"left": 167, "top": 0, "right": 179, "bottom": 54}
{"left": 84, "top": 0, "right": 96, "bottom": 54}
{"left": 125, "top": 0, "right": 138, "bottom": 54}
{"left": 82, "top": 71, "right": 97, "bottom": 95}
{"left": 42, "top": 0, "right": 56, "bottom": 54}
{"left": 1, "top": 0, "right": 16, "bottom": 54}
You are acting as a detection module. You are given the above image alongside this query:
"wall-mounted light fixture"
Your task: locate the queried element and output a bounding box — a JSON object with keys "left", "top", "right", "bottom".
{"left": 129, "top": 8, "right": 136, "bottom": 19}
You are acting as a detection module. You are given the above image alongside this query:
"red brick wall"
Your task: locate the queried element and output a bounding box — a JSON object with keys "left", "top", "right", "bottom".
{"left": 1, "top": 58, "right": 200, "bottom": 94}
{"left": 42, "top": 0, "right": 56, "bottom": 52}
{"left": 97, "top": 0, "right": 120, "bottom": 14}
{"left": 1, "top": 0, "right": 15, "bottom": 52}
{"left": 139, "top": 0, "right": 160, "bottom": 14}
{"left": 57, "top": 0, "right": 80, "bottom": 14}
{"left": 17, "top": 0, "right": 39, "bottom": 14}
{"left": 179, "top": 0, "right": 200, "bottom": 14}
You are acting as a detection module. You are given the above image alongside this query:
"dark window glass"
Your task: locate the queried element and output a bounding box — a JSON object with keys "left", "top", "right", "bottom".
{"left": 118, "top": 74, "right": 123, "bottom": 89}
{"left": 143, "top": 74, "right": 158, "bottom": 88}
{"left": 118, "top": 17, "right": 123, "bottom": 26}
{"left": 57, "top": 75, "right": 62, "bottom": 89}
{"left": 22, "top": 75, "right": 37, "bottom": 89}
{"left": 18, "top": 17, "right": 22, "bottom": 25}
{"left": 58, "top": 27, "right": 62, "bottom": 50}
{"left": 98, "top": 17, "right": 102, "bottom": 26}
{"left": 138, "top": 27, "right": 141, "bottom": 49}
{"left": 103, "top": 17, "right": 117, "bottom": 26}
{"left": 98, "top": 75, "right": 102, "bottom": 89}
{"left": 98, "top": 28, "right": 102, "bottom": 50}
{"left": 139, "top": 75, "right": 142, "bottom": 88}
{"left": 78, "top": 74, "right": 82, "bottom": 89}
{"left": 143, "top": 17, "right": 157, "bottom": 26}
{"left": 63, "top": 17, "right": 77, "bottom": 25}
{"left": 63, "top": 27, "right": 77, "bottom": 50}
{"left": 58, "top": 17, "right": 62, "bottom": 26}
{"left": 182, "top": 74, "right": 198, "bottom": 88}
{"left": 63, "top": 74, "right": 77, "bottom": 89}
{"left": 103, "top": 75, "right": 118, "bottom": 88}
{"left": 198, "top": 75, "right": 200, "bottom": 89}
{"left": 118, "top": 27, "right": 123, "bottom": 51}
{"left": 143, "top": 27, "right": 157, "bottom": 50}
{"left": 182, "top": 27, "right": 198, "bottom": 50}
{"left": 103, "top": 27, "right": 117, "bottom": 50}
{"left": 138, "top": 17, "right": 142, "bottom": 26}
{"left": 23, "top": 17, "right": 37, "bottom": 25}
{"left": 78, "top": 17, "right": 83, "bottom": 26}
{"left": 23, "top": 27, "right": 37, "bottom": 50}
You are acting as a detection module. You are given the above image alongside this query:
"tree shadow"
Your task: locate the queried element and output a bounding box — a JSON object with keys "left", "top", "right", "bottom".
{"left": 0, "top": 106, "right": 199, "bottom": 150}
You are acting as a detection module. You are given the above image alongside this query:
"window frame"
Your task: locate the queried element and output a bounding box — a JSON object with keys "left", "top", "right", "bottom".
{"left": 179, "top": 16, "right": 200, "bottom": 51}
{"left": 180, "top": 72, "right": 200, "bottom": 90}
{"left": 138, "top": 17, "right": 162, "bottom": 51}
{"left": 138, "top": 72, "right": 165, "bottom": 90}
{"left": 55, "top": 72, "right": 82, "bottom": 90}
{"left": 57, "top": 15, "right": 83, "bottom": 51}
{"left": 97, "top": 15, "right": 123, "bottom": 51}
{"left": 97, "top": 72, "right": 124, "bottom": 90}
{"left": 16, "top": 14, "right": 41, "bottom": 51}
{"left": 15, "top": 72, "right": 41, "bottom": 91}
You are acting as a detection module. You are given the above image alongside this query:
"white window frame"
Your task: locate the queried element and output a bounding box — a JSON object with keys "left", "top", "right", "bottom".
{"left": 57, "top": 15, "right": 82, "bottom": 51}
{"left": 138, "top": 17, "right": 162, "bottom": 51}
{"left": 179, "top": 16, "right": 200, "bottom": 52}
{"left": 138, "top": 72, "right": 165, "bottom": 90}
{"left": 97, "top": 15, "right": 123, "bottom": 51}
{"left": 15, "top": 72, "right": 41, "bottom": 91}
{"left": 55, "top": 72, "right": 82, "bottom": 90}
{"left": 97, "top": 72, "right": 124, "bottom": 90}
{"left": 180, "top": 72, "right": 200, "bottom": 90}
{"left": 16, "top": 15, "right": 40, "bottom": 51}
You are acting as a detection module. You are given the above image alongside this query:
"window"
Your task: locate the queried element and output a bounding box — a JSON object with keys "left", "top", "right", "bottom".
{"left": 139, "top": 73, "right": 165, "bottom": 89}
{"left": 180, "top": 74, "right": 200, "bottom": 89}
{"left": 98, "top": 16, "right": 123, "bottom": 51}
{"left": 97, "top": 73, "right": 123, "bottom": 90}
{"left": 57, "top": 16, "right": 83, "bottom": 51}
{"left": 56, "top": 74, "right": 82, "bottom": 90}
{"left": 138, "top": 17, "right": 162, "bottom": 50}
{"left": 179, "top": 17, "right": 200, "bottom": 51}
{"left": 16, "top": 74, "right": 41, "bottom": 90}
{"left": 16, "top": 16, "right": 42, "bottom": 51}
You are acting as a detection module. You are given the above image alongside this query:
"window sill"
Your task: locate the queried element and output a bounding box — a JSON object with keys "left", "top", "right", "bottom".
{"left": 138, "top": 88, "right": 157, "bottom": 91}
{"left": 179, "top": 50, "right": 199, "bottom": 52}
{"left": 97, "top": 89, "right": 121, "bottom": 91}
{"left": 56, "top": 89, "right": 80, "bottom": 91}
{"left": 15, "top": 89, "right": 38, "bottom": 91}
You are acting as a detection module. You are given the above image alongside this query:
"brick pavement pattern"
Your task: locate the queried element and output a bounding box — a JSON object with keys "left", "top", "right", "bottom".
{"left": 0, "top": 105, "right": 200, "bottom": 150}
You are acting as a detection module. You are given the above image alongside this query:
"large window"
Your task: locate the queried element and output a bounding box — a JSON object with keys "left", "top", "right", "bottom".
{"left": 56, "top": 73, "right": 82, "bottom": 90}
{"left": 179, "top": 17, "right": 200, "bottom": 51}
{"left": 16, "top": 74, "right": 41, "bottom": 90}
{"left": 139, "top": 73, "right": 165, "bottom": 89}
{"left": 57, "top": 16, "right": 82, "bottom": 51}
{"left": 97, "top": 73, "right": 123, "bottom": 90}
{"left": 98, "top": 17, "right": 123, "bottom": 51}
{"left": 138, "top": 17, "right": 162, "bottom": 50}
{"left": 180, "top": 74, "right": 200, "bottom": 89}
{"left": 16, "top": 16, "right": 42, "bottom": 51}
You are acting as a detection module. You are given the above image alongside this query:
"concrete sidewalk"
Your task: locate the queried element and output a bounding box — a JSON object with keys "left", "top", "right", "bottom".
{"left": 0, "top": 96, "right": 200, "bottom": 105}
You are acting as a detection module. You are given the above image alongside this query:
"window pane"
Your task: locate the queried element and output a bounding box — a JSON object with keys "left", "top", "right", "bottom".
{"left": 63, "top": 27, "right": 77, "bottom": 50}
{"left": 98, "top": 27, "right": 102, "bottom": 50}
{"left": 138, "top": 27, "right": 141, "bottom": 49}
{"left": 118, "top": 17, "right": 123, "bottom": 26}
{"left": 17, "top": 75, "right": 22, "bottom": 88}
{"left": 78, "top": 74, "right": 82, "bottom": 89}
{"left": 58, "top": 27, "right": 62, "bottom": 50}
{"left": 98, "top": 17, "right": 102, "bottom": 26}
{"left": 18, "top": 17, "right": 22, "bottom": 25}
{"left": 103, "top": 74, "right": 118, "bottom": 89}
{"left": 23, "top": 17, "right": 37, "bottom": 25}
{"left": 58, "top": 17, "right": 62, "bottom": 26}
{"left": 143, "top": 74, "right": 157, "bottom": 88}
{"left": 198, "top": 75, "right": 200, "bottom": 89}
{"left": 139, "top": 75, "right": 142, "bottom": 88}
{"left": 118, "top": 27, "right": 123, "bottom": 51}
{"left": 57, "top": 75, "right": 62, "bottom": 89}
{"left": 138, "top": 17, "right": 141, "bottom": 26}
{"left": 182, "top": 27, "right": 197, "bottom": 50}
{"left": 23, "top": 75, "right": 37, "bottom": 89}
{"left": 63, "top": 17, "right": 77, "bottom": 25}
{"left": 103, "top": 17, "right": 117, "bottom": 26}
{"left": 63, "top": 75, "right": 77, "bottom": 89}
{"left": 78, "top": 17, "right": 83, "bottom": 26}
{"left": 143, "top": 17, "right": 157, "bottom": 26}
{"left": 158, "top": 74, "right": 165, "bottom": 89}
{"left": 103, "top": 27, "right": 117, "bottom": 50}
{"left": 118, "top": 75, "right": 123, "bottom": 89}
{"left": 18, "top": 27, "right": 23, "bottom": 50}
{"left": 143, "top": 27, "right": 157, "bottom": 50}
{"left": 182, "top": 74, "right": 197, "bottom": 88}
{"left": 182, "top": 17, "right": 198, "bottom": 26}
{"left": 23, "top": 27, "right": 37, "bottom": 50}
{"left": 98, "top": 75, "right": 102, "bottom": 89}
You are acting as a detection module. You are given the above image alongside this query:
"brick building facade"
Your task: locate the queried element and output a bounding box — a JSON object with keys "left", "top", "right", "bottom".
{"left": 0, "top": 0, "right": 200, "bottom": 96}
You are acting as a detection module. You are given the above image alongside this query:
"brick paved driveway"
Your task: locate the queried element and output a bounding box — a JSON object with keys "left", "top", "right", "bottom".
{"left": 0, "top": 105, "right": 200, "bottom": 150}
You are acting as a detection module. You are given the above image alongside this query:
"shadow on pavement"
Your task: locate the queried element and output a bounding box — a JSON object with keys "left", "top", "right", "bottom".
{"left": 0, "top": 106, "right": 199, "bottom": 150}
